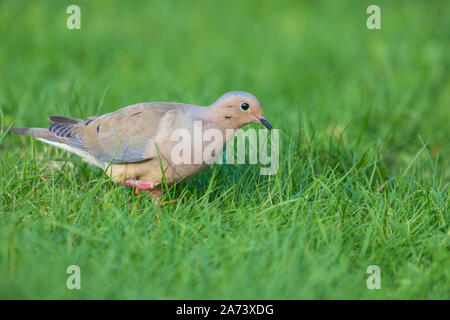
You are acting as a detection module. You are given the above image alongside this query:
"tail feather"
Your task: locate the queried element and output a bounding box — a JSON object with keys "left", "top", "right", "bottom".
{"left": 2, "top": 116, "right": 82, "bottom": 138}
{"left": 2, "top": 126, "right": 29, "bottom": 136}
{"left": 1, "top": 126, "right": 56, "bottom": 140}
{"left": 2, "top": 121, "right": 99, "bottom": 166}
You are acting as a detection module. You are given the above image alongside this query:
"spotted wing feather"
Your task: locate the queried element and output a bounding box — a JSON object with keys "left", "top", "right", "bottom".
{"left": 70, "top": 103, "right": 179, "bottom": 164}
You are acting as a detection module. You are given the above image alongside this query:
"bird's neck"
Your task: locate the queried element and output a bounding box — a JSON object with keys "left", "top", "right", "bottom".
{"left": 190, "top": 105, "right": 239, "bottom": 148}
{"left": 191, "top": 105, "right": 220, "bottom": 127}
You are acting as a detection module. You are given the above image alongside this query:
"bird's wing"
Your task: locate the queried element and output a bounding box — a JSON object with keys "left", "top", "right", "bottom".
{"left": 49, "top": 103, "right": 181, "bottom": 164}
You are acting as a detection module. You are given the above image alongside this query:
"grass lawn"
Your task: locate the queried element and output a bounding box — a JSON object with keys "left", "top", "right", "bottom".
{"left": 0, "top": 0, "right": 448, "bottom": 299}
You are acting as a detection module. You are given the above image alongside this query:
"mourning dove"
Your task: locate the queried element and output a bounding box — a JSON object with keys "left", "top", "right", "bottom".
{"left": 2, "top": 91, "right": 272, "bottom": 194}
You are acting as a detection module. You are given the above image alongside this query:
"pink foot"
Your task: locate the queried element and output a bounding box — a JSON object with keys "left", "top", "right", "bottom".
{"left": 122, "top": 179, "right": 155, "bottom": 195}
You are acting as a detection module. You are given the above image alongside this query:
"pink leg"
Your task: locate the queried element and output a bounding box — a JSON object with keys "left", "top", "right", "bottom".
{"left": 122, "top": 179, "right": 155, "bottom": 195}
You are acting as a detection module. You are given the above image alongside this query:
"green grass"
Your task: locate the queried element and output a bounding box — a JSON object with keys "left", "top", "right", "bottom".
{"left": 0, "top": 0, "right": 449, "bottom": 299}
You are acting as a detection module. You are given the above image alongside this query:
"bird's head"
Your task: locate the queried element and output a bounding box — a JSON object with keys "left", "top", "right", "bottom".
{"left": 211, "top": 91, "right": 272, "bottom": 130}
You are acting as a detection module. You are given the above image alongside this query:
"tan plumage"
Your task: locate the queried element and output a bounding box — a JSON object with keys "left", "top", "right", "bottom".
{"left": 3, "top": 91, "right": 272, "bottom": 192}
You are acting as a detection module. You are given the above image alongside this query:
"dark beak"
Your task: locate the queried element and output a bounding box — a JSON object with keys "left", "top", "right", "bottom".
{"left": 259, "top": 116, "right": 273, "bottom": 131}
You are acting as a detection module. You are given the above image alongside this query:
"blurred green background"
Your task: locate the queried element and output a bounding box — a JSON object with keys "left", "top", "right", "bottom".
{"left": 0, "top": 0, "right": 448, "bottom": 299}
{"left": 1, "top": 0, "right": 449, "bottom": 171}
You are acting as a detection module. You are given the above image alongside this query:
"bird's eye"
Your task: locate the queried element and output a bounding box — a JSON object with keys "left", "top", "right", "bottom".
{"left": 240, "top": 102, "right": 250, "bottom": 111}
